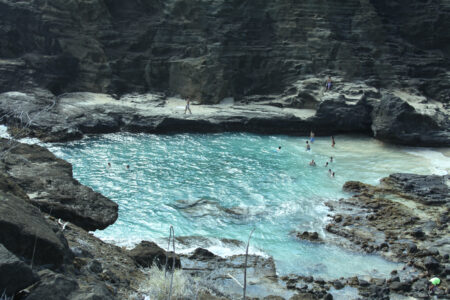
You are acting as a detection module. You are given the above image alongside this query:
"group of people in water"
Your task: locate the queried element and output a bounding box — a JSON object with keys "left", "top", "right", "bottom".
{"left": 306, "top": 132, "right": 336, "bottom": 177}
{"left": 309, "top": 156, "right": 335, "bottom": 177}
{"left": 277, "top": 131, "right": 337, "bottom": 177}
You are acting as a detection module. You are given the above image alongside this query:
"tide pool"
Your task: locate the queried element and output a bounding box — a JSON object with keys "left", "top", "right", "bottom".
{"left": 47, "top": 133, "right": 448, "bottom": 279}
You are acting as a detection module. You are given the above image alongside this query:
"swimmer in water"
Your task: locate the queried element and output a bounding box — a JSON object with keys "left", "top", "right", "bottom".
{"left": 331, "top": 136, "right": 335, "bottom": 147}
{"left": 325, "top": 162, "right": 328, "bottom": 167}
{"left": 309, "top": 159, "right": 316, "bottom": 166}
{"left": 330, "top": 156, "right": 333, "bottom": 162}
{"left": 328, "top": 169, "right": 332, "bottom": 175}
{"left": 306, "top": 141, "right": 311, "bottom": 151}
{"left": 107, "top": 162, "right": 111, "bottom": 168}
{"left": 277, "top": 146, "right": 282, "bottom": 151}
{"left": 332, "top": 172, "right": 335, "bottom": 177}
{"left": 126, "top": 165, "right": 130, "bottom": 170}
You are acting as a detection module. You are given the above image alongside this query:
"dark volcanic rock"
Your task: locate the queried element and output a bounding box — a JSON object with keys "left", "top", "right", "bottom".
{"left": 0, "top": 0, "right": 449, "bottom": 147}
{"left": 128, "top": 241, "right": 181, "bottom": 269}
{"left": 424, "top": 256, "right": 441, "bottom": 273}
{"left": 189, "top": 247, "right": 218, "bottom": 260}
{"left": 389, "top": 281, "right": 411, "bottom": 292}
{"left": 0, "top": 87, "right": 448, "bottom": 146}
{"left": 296, "top": 231, "right": 322, "bottom": 243}
{"left": 371, "top": 95, "right": 450, "bottom": 147}
{"left": 0, "top": 0, "right": 449, "bottom": 105}
{"left": 342, "top": 181, "right": 371, "bottom": 194}
{"left": 326, "top": 173, "right": 450, "bottom": 300}
{"left": 25, "top": 270, "right": 79, "bottom": 300}
{"left": 24, "top": 269, "right": 113, "bottom": 300}
{"left": 0, "top": 138, "right": 118, "bottom": 231}
{"left": 0, "top": 181, "right": 71, "bottom": 266}
{"left": 309, "top": 97, "right": 372, "bottom": 134}
{"left": 0, "top": 243, "right": 38, "bottom": 296}
{"left": 382, "top": 173, "right": 450, "bottom": 205}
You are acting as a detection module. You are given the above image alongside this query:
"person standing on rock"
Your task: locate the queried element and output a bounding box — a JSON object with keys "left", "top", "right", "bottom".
{"left": 325, "top": 77, "right": 333, "bottom": 91}
{"left": 310, "top": 131, "right": 315, "bottom": 143}
{"left": 184, "top": 97, "right": 192, "bottom": 115}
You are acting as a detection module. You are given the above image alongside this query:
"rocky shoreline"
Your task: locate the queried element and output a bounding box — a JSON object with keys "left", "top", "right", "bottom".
{"left": 0, "top": 0, "right": 449, "bottom": 298}
{"left": 0, "top": 137, "right": 448, "bottom": 299}
{"left": 0, "top": 84, "right": 449, "bottom": 147}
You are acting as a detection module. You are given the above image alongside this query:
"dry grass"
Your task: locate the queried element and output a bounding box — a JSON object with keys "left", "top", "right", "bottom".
{"left": 139, "top": 265, "right": 194, "bottom": 299}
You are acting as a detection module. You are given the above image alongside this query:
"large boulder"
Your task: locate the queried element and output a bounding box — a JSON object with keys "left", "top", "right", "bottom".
{"left": 25, "top": 270, "right": 79, "bottom": 300}
{"left": 371, "top": 95, "right": 450, "bottom": 146}
{"left": 25, "top": 270, "right": 115, "bottom": 300}
{"left": 309, "top": 96, "right": 372, "bottom": 134}
{"left": 0, "top": 139, "right": 118, "bottom": 231}
{"left": 128, "top": 241, "right": 181, "bottom": 269}
{"left": 0, "top": 185, "right": 71, "bottom": 266}
{"left": 0, "top": 243, "right": 38, "bottom": 296}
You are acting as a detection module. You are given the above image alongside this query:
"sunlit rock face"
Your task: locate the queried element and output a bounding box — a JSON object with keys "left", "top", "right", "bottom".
{"left": 0, "top": 0, "right": 449, "bottom": 103}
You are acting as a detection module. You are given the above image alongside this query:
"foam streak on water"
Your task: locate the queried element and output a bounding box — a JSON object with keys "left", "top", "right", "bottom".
{"left": 47, "top": 133, "right": 448, "bottom": 279}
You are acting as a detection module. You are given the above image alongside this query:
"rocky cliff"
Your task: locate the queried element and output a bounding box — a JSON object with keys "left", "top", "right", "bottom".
{"left": 0, "top": 0, "right": 449, "bottom": 104}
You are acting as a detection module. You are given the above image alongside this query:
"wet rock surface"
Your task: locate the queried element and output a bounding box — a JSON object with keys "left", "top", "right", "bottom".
{"left": 295, "top": 231, "right": 323, "bottom": 243}
{"left": 325, "top": 173, "right": 449, "bottom": 299}
{"left": 0, "top": 138, "right": 118, "bottom": 231}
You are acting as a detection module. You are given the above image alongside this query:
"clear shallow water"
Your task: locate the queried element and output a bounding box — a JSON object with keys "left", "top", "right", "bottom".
{"left": 47, "top": 133, "right": 448, "bottom": 279}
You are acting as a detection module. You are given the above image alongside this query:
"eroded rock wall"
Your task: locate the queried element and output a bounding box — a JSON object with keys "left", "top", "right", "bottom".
{"left": 0, "top": 0, "right": 449, "bottom": 103}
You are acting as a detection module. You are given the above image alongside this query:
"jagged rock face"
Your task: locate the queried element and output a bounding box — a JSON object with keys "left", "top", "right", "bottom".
{"left": 0, "top": 182, "right": 72, "bottom": 267}
{"left": 0, "top": 0, "right": 449, "bottom": 103}
{"left": 371, "top": 94, "right": 450, "bottom": 146}
{"left": 0, "top": 138, "right": 119, "bottom": 231}
{"left": 0, "top": 243, "right": 39, "bottom": 296}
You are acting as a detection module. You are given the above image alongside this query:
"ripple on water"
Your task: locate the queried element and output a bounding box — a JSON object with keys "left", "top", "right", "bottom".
{"left": 47, "top": 133, "right": 448, "bottom": 279}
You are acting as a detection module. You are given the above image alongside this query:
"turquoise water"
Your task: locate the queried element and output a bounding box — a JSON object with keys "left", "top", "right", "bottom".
{"left": 47, "top": 133, "right": 448, "bottom": 279}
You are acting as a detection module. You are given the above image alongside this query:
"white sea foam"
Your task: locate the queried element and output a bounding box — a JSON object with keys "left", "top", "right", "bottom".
{"left": 94, "top": 234, "right": 268, "bottom": 259}
{"left": 174, "top": 239, "right": 268, "bottom": 258}
{"left": 0, "top": 125, "right": 43, "bottom": 145}
{"left": 0, "top": 125, "right": 10, "bottom": 139}
{"left": 404, "top": 148, "right": 450, "bottom": 175}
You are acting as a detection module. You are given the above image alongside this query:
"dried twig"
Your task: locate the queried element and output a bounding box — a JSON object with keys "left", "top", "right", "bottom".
{"left": 164, "top": 225, "right": 176, "bottom": 300}
{"left": 243, "top": 228, "right": 255, "bottom": 300}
